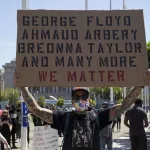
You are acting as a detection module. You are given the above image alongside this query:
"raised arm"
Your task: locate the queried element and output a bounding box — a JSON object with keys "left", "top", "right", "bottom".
{"left": 109, "top": 87, "right": 143, "bottom": 121}
{"left": 20, "top": 87, "right": 53, "bottom": 124}
{"left": 109, "top": 69, "right": 150, "bottom": 121}
{"left": 14, "top": 72, "right": 53, "bottom": 124}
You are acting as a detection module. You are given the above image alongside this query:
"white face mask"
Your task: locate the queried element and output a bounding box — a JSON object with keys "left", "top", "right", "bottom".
{"left": 73, "top": 100, "right": 90, "bottom": 112}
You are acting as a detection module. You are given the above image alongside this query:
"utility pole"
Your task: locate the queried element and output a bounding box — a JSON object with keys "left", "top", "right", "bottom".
{"left": 21, "top": 1, "right": 28, "bottom": 150}
{"left": 110, "top": 0, "right": 112, "bottom": 10}
{"left": 85, "top": 0, "right": 88, "bottom": 10}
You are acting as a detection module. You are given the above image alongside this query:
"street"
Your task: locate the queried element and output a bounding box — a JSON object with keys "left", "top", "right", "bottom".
{"left": 13, "top": 115, "right": 150, "bottom": 150}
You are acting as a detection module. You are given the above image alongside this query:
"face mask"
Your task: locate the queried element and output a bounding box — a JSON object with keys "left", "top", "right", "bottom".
{"left": 73, "top": 100, "right": 89, "bottom": 112}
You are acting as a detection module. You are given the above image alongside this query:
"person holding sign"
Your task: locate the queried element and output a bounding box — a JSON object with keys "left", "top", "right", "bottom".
{"left": 14, "top": 70, "right": 150, "bottom": 150}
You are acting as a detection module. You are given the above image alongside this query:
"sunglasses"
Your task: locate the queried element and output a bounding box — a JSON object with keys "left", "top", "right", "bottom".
{"left": 72, "top": 94, "right": 89, "bottom": 101}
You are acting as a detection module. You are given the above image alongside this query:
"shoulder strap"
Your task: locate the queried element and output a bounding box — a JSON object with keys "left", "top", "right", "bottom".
{"left": 87, "top": 110, "right": 98, "bottom": 122}
{"left": 61, "top": 112, "right": 70, "bottom": 147}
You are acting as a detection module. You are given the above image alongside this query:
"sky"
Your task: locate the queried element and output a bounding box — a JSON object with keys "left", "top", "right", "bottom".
{"left": 0, "top": 0, "right": 150, "bottom": 68}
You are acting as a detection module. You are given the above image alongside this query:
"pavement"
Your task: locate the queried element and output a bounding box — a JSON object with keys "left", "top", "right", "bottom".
{"left": 13, "top": 115, "right": 150, "bottom": 150}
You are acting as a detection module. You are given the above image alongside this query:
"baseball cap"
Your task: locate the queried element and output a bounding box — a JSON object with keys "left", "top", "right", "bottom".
{"left": 72, "top": 87, "right": 89, "bottom": 98}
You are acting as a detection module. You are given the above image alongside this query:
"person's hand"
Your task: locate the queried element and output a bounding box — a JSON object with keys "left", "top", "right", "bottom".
{"left": 13, "top": 70, "right": 20, "bottom": 86}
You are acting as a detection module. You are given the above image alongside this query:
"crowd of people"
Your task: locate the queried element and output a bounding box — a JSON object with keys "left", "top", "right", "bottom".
{"left": 0, "top": 104, "right": 32, "bottom": 149}
{"left": 0, "top": 83, "right": 150, "bottom": 150}
{"left": 0, "top": 103, "right": 67, "bottom": 149}
{"left": 0, "top": 98, "right": 149, "bottom": 150}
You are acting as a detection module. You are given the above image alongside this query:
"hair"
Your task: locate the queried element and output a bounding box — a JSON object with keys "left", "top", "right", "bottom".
{"left": 134, "top": 98, "right": 143, "bottom": 105}
{"left": 2, "top": 110, "right": 10, "bottom": 118}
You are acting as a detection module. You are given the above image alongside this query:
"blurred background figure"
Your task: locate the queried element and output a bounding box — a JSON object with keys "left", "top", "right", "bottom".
{"left": 16, "top": 104, "right": 21, "bottom": 142}
{"left": 99, "top": 102, "right": 113, "bottom": 150}
{"left": 124, "top": 99, "right": 149, "bottom": 150}
{"left": 27, "top": 112, "right": 32, "bottom": 148}
{"left": 117, "top": 115, "right": 122, "bottom": 131}
{"left": 9, "top": 105, "right": 18, "bottom": 149}
{"left": 1, "top": 110, "right": 12, "bottom": 150}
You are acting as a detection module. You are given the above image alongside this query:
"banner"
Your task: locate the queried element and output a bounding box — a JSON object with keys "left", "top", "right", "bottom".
{"left": 16, "top": 10, "right": 148, "bottom": 87}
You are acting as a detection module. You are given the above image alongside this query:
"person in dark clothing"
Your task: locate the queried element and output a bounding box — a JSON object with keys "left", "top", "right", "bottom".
{"left": 32, "top": 114, "right": 43, "bottom": 126}
{"left": 116, "top": 115, "right": 121, "bottom": 131}
{"left": 124, "top": 98, "right": 149, "bottom": 150}
{"left": 112, "top": 119, "right": 117, "bottom": 132}
{"left": 16, "top": 108, "right": 21, "bottom": 141}
{"left": 9, "top": 105, "right": 18, "bottom": 149}
{"left": 1, "top": 110, "right": 12, "bottom": 150}
{"left": 27, "top": 113, "right": 31, "bottom": 147}
{"left": 14, "top": 70, "right": 150, "bottom": 150}
{"left": 99, "top": 102, "right": 113, "bottom": 150}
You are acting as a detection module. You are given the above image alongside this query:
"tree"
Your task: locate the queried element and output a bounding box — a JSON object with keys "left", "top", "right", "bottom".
{"left": 89, "top": 87, "right": 123, "bottom": 103}
{"left": 0, "top": 88, "right": 20, "bottom": 105}
{"left": 90, "top": 88, "right": 102, "bottom": 97}
{"left": 102, "top": 88, "right": 110, "bottom": 99}
{"left": 89, "top": 99, "right": 96, "bottom": 107}
{"left": 0, "top": 91, "right": 5, "bottom": 102}
{"left": 57, "top": 97, "right": 64, "bottom": 107}
{"left": 113, "top": 87, "right": 123, "bottom": 101}
{"left": 37, "top": 96, "right": 46, "bottom": 107}
{"left": 7, "top": 89, "right": 20, "bottom": 105}
{"left": 147, "top": 41, "right": 150, "bottom": 67}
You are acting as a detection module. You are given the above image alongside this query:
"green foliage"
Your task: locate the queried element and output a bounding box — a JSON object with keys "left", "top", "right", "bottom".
{"left": 113, "top": 87, "right": 123, "bottom": 100}
{"left": 0, "top": 88, "right": 20, "bottom": 105}
{"left": 117, "top": 98, "right": 123, "bottom": 104}
{"left": 89, "top": 99, "right": 96, "bottom": 107}
{"left": 57, "top": 97, "right": 64, "bottom": 107}
{"left": 147, "top": 41, "right": 150, "bottom": 67}
{"left": 0, "top": 91, "right": 5, "bottom": 101}
{"left": 89, "top": 88, "right": 102, "bottom": 97}
{"left": 126, "top": 87, "right": 133, "bottom": 95}
{"left": 90, "top": 87, "right": 123, "bottom": 103}
{"left": 102, "top": 88, "right": 110, "bottom": 99}
{"left": 37, "top": 96, "right": 45, "bottom": 107}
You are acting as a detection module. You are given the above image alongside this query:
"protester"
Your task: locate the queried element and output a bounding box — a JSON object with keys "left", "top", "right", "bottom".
{"left": 116, "top": 115, "right": 121, "bottom": 131}
{"left": 1, "top": 110, "right": 12, "bottom": 150}
{"left": 32, "top": 114, "right": 44, "bottom": 126}
{"left": 16, "top": 107, "right": 21, "bottom": 141}
{"left": 112, "top": 119, "right": 117, "bottom": 132}
{"left": 14, "top": 70, "right": 150, "bottom": 150}
{"left": 99, "top": 102, "right": 113, "bottom": 150}
{"left": 5, "top": 105, "right": 10, "bottom": 111}
{"left": 124, "top": 98, "right": 149, "bottom": 150}
{"left": 9, "top": 105, "right": 18, "bottom": 149}
{"left": 27, "top": 113, "right": 31, "bottom": 148}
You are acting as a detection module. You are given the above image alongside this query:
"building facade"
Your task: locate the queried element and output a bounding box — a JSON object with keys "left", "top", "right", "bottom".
{"left": 2, "top": 58, "right": 72, "bottom": 99}
{"left": 3, "top": 59, "right": 16, "bottom": 88}
{"left": 0, "top": 69, "right": 4, "bottom": 92}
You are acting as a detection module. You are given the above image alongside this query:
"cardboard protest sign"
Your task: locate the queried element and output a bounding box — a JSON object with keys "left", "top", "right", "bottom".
{"left": 16, "top": 10, "right": 148, "bottom": 87}
{"left": 32, "top": 126, "right": 58, "bottom": 150}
